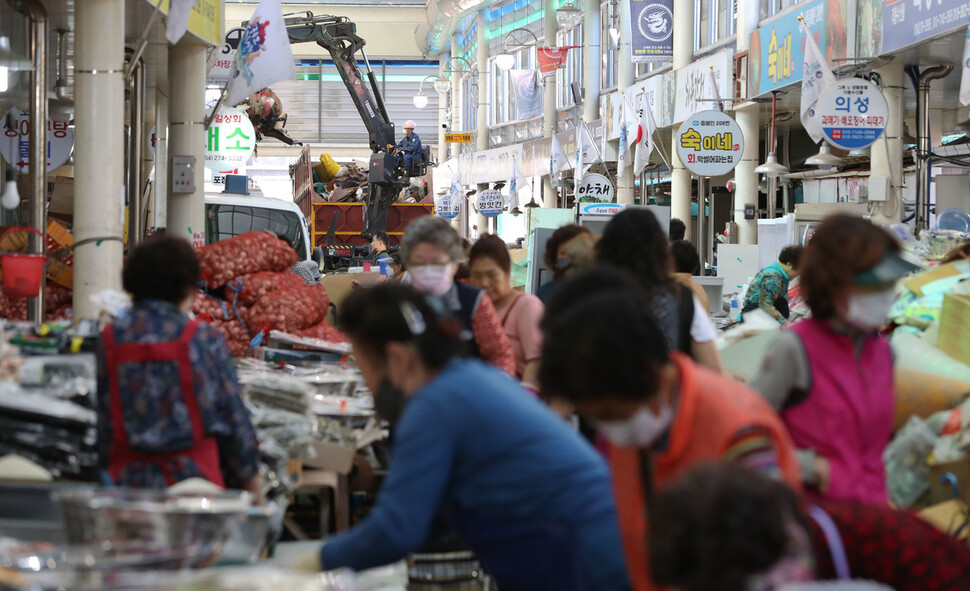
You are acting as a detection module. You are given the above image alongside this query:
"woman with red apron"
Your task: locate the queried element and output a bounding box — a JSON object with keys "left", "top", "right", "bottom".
{"left": 97, "top": 235, "right": 261, "bottom": 496}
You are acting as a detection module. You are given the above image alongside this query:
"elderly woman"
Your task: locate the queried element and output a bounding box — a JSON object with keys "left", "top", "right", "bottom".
{"left": 751, "top": 216, "right": 917, "bottom": 504}
{"left": 97, "top": 235, "right": 261, "bottom": 498}
{"left": 596, "top": 209, "right": 723, "bottom": 373}
{"left": 468, "top": 234, "right": 544, "bottom": 386}
{"left": 400, "top": 217, "right": 515, "bottom": 375}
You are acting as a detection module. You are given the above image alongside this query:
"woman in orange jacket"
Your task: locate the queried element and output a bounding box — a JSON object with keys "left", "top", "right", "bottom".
{"left": 540, "top": 269, "right": 802, "bottom": 591}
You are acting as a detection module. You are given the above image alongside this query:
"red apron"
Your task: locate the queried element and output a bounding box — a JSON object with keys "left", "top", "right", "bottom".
{"left": 102, "top": 320, "right": 225, "bottom": 488}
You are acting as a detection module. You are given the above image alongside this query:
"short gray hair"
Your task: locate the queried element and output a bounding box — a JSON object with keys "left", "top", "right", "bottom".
{"left": 400, "top": 216, "right": 464, "bottom": 265}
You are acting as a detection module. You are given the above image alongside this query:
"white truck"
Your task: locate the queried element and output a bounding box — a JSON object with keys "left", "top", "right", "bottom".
{"left": 204, "top": 193, "right": 318, "bottom": 262}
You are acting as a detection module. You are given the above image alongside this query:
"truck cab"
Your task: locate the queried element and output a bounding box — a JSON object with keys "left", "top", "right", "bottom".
{"left": 204, "top": 193, "right": 314, "bottom": 261}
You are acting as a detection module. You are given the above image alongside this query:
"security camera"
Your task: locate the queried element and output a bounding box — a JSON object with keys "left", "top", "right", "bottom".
{"left": 442, "top": 122, "right": 450, "bottom": 130}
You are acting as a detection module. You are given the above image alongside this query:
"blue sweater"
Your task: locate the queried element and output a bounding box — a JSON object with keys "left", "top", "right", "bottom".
{"left": 319, "top": 359, "right": 630, "bottom": 589}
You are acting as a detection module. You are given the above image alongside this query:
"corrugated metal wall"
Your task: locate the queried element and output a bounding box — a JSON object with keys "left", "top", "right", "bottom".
{"left": 270, "top": 60, "right": 441, "bottom": 146}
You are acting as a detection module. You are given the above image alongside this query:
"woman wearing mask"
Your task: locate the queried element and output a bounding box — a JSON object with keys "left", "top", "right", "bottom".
{"left": 596, "top": 209, "right": 723, "bottom": 373}
{"left": 750, "top": 216, "right": 917, "bottom": 504}
{"left": 540, "top": 269, "right": 801, "bottom": 591}
{"left": 296, "top": 284, "right": 631, "bottom": 590}
{"left": 468, "top": 234, "right": 544, "bottom": 386}
{"left": 400, "top": 217, "right": 516, "bottom": 375}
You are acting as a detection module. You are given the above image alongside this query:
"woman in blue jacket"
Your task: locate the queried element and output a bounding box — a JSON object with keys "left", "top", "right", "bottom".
{"left": 297, "top": 284, "right": 630, "bottom": 591}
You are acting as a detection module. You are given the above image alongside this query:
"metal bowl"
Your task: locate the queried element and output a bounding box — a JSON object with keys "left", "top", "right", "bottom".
{"left": 51, "top": 487, "right": 249, "bottom": 568}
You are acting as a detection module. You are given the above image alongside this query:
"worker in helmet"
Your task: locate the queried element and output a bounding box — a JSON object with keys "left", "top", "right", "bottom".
{"left": 387, "top": 120, "right": 423, "bottom": 177}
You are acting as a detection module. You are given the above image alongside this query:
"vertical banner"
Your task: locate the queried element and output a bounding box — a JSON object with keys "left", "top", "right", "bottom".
{"left": 630, "top": 0, "right": 674, "bottom": 63}
{"left": 510, "top": 70, "right": 542, "bottom": 120}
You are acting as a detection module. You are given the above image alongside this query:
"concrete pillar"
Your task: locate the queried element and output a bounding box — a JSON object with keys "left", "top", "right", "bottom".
{"left": 870, "top": 62, "right": 905, "bottom": 225}
{"left": 475, "top": 11, "right": 489, "bottom": 237}
{"left": 153, "top": 88, "right": 169, "bottom": 229}
{"left": 73, "top": 0, "right": 125, "bottom": 320}
{"left": 440, "top": 48, "right": 450, "bottom": 161}
{"left": 734, "top": 104, "right": 760, "bottom": 244}
{"left": 542, "top": 0, "right": 558, "bottom": 208}
{"left": 616, "top": 0, "right": 636, "bottom": 205}
{"left": 670, "top": 0, "right": 694, "bottom": 238}
{"left": 734, "top": 0, "right": 759, "bottom": 244}
{"left": 167, "top": 40, "right": 206, "bottom": 247}
{"left": 582, "top": 0, "right": 601, "bottom": 123}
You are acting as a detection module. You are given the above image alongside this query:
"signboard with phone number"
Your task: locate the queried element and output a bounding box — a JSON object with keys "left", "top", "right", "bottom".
{"left": 815, "top": 78, "right": 888, "bottom": 150}
{"left": 675, "top": 110, "right": 744, "bottom": 177}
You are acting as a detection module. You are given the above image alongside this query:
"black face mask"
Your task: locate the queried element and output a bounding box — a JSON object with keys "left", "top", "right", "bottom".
{"left": 373, "top": 377, "right": 407, "bottom": 427}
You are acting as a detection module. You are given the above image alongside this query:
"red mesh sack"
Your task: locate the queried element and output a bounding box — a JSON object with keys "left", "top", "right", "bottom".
{"left": 230, "top": 271, "right": 305, "bottom": 306}
{"left": 227, "top": 339, "right": 253, "bottom": 358}
{"left": 197, "top": 232, "right": 299, "bottom": 288}
{"left": 246, "top": 284, "right": 330, "bottom": 334}
{"left": 298, "top": 321, "right": 347, "bottom": 343}
{"left": 45, "top": 283, "right": 72, "bottom": 312}
{"left": 192, "top": 293, "right": 234, "bottom": 322}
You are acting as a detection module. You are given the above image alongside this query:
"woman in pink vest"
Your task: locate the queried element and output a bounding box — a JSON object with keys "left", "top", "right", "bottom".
{"left": 750, "top": 216, "right": 918, "bottom": 505}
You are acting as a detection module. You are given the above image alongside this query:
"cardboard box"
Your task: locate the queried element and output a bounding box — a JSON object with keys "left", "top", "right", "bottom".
{"left": 919, "top": 499, "right": 969, "bottom": 544}
{"left": 938, "top": 293, "right": 970, "bottom": 366}
{"left": 303, "top": 440, "right": 355, "bottom": 474}
{"left": 927, "top": 457, "right": 970, "bottom": 507}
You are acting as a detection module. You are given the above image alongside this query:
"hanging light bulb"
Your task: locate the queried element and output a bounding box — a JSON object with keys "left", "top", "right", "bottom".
{"left": 495, "top": 52, "right": 516, "bottom": 71}
{"left": 433, "top": 77, "right": 452, "bottom": 94}
{"left": 805, "top": 142, "right": 844, "bottom": 168}
{"left": 556, "top": 1, "right": 583, "bottom": 29}
{"left": 412, "top": 92, "right": 429, "bottom": 109}
{"left": 754, "top": 151, "right": 789, "bottom": 178}
{"left": 847, "top": 145, "right": 870, "bottom": 157}
{"left": 2, "top": 169, "right": 20, "bottom": 210}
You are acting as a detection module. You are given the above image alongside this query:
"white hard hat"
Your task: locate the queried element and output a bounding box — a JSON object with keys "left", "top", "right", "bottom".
{"left": 404, "top": 120, "right": 417, "bottom": 129}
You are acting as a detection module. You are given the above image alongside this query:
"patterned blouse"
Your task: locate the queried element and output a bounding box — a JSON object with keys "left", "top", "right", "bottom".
{"left": 97, "top": 300, "right": 260, "bottom": 489}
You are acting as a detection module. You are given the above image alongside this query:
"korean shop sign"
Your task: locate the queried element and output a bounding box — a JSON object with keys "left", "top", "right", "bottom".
{"left": 676, "top": 110, "right": 744, "bottom": 177}
{"left": 477, "top": 189, "right": 505, "bottom": 217}
{"left": 746, "top": 0, "right": 848, "bottom": 98}
{"left": 815, "top": 79, "right": 888, "bottom": 150}
{"left": 0, "top": 108, "right": 74, "bottom": 173}
{"left": 882, "top": 0, "right": 970, "bottom": 54}
{"left": 205, "top": 106, "right": 256, "bottom": 173}
{"left": 576, "top": 173, "right": 615, "bottom": 203}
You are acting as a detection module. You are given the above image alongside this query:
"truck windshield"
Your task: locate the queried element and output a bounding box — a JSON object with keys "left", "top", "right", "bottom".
{"left": 206, "top": 204, "right": 306, "bottom": 258}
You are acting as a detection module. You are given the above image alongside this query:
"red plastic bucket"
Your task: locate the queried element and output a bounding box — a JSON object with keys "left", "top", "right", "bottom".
{"left": 0, "top": 227, "right": 47, "bottom": 298}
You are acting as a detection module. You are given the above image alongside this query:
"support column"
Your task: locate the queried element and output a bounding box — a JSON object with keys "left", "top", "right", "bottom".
{"left": 74, "top": 0, "right": 125, "bottom": 320}
{"left": 582, "top": 0, "right": 601, "bottom": 123}
{"left": 733, "top": 0, "right": 759, "bottom": 244}
{"left": 542, "top": 0, "right": 558, "bottom": 208}
{"left": 167, "top": 39, "right": 206, "bottom": 247}
{"left": 670, "top": 0, "right": 693, "bottom": 238}
{"left": 153, "top": 88, "right": 169, "bottom": 229}
{"left": 475, "top": 12, "right": 489, "bottom": 238}
{"left": 440, "top": 48, "right": 450, "bottom": 161}
{"left": 616, "top": 0, "right": 636, "bottom": 205}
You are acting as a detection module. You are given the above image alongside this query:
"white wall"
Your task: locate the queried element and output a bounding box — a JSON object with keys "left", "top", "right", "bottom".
{"left": 224, "top": 5, "right": 430, "bottom": 59}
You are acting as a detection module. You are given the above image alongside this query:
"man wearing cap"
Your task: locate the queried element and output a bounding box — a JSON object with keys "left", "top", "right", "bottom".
{"left": 750, "top": 215, "right": 921, "bottom": 505}
{"left": 387, "top": 120, "right": 423, "bottom": 177}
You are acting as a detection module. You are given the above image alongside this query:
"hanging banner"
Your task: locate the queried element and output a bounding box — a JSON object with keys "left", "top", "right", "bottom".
{"left": 576, "top": 173, "right": 615, "bottom": 203}
{"left": 477, "top": 189, "right": 505, "bottom": 217}
{"left": 747, "top": 0, "right": 848, "bottom": 98}
{"left": 815, "top": 78, "right": 888, "bottom": 150}
{"left": 537, "top": 46, "right": 578, "bottom": 76}
{"left": 510, "top": 69, "right": 542, "bottom": 120}
{"left": 676, "top": 110, "right": 744, "bottom": 177}
{"left": 882, "top": 0, "right": 970, "bottom": 54}
{"left": 630, "top": 0, "right": 674, "bottom": 63}
{"left": 204, "top": 106, "right": 257, "bottom": 173}
{"left": 0, "top": 108, "right": 74, "bottom": 174}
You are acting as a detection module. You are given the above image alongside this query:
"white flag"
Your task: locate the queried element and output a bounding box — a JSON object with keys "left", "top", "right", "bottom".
{"left": 708, "top": 66, "right": 725, "bottom": 111}
{"left": 961, "top": 20, "right": 970, "bottom": 106}
{"left": 574, "top": 122, "right": 597, "bottom": 196}
{"left": 550, "top": 135, "right": 567, "bottom": 175}
{"left": 799, "top": 18, "right": 836, "bottom": 144}
{"left": 166, "top": 0, "right": 200, "bottom": 45}
{"left": 634, "top": 91, "right": 657, "bottom": 176}
{"left": 225, "top": 0, "right": 296, "bottom": 108}
{"left": 617, "top": 98, "right": 640, "bottom": 176}
{"left": 509, "top": 159, "right": 528, "bottom": 210}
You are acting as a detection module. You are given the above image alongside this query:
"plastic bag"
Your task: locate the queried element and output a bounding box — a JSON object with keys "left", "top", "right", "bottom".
{"left": 883, "top": 415, "right": 939, "bottom": 508}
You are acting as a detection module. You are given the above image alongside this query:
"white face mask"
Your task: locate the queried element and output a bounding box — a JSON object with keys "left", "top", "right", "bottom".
{"left": 593, "top": 404, "right": 674, "bottom": 448}
{"left": 845, "top": 289, "right": 896, "bottom": 332}
{"left": 410, "top": 264, "right": 455, "bottom": 296}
